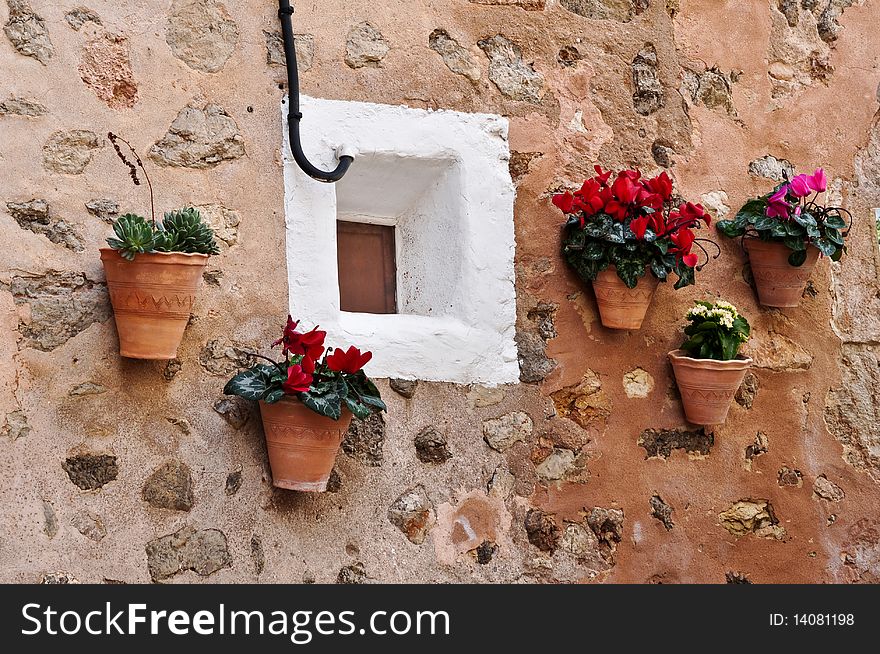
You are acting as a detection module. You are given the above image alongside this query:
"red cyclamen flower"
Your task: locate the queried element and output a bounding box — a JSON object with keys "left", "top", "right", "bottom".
{"left": 282, "top": 357, "right": 315, "bottom": 394}
{"left": 766, "top": 186, "right": 791, "bottom": 220}
{"left": 326, "top": 346, "right": 373, "bottom": 374}
{"left": 273, "top": 315, "right": 326, "bottom": 360}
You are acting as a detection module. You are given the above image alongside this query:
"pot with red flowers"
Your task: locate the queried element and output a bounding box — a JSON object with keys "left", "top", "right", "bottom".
{"left": 553, "top": 166, "right": 718, "bottom": 330}
{"left": 223, "top": 316, "right": 386, "bottom": 492}
{"left": 716, "top": 168, "right": 851, "bottom": 308}
{"left": 669, "top": 300, "right": 752, "bottom": 426}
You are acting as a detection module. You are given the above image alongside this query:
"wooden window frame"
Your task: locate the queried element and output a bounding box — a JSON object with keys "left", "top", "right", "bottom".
{"left": 336, "top": 220, "right": 398, "bottom": 314}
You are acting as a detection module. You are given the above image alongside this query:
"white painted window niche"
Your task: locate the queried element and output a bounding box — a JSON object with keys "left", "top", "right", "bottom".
{"left": 282, "top": 95, "right": 519, "bottom": 385}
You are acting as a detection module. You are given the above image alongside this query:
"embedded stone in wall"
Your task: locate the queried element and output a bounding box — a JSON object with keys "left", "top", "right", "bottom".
{"left": 78, "top": 32, "right": 138, "bottom": 110}
{"left": 559, "top": 0, "right": 649, "bottom": 22}
{"left": 816, "top": 0, "right": 859, "bottom": 44}
{"left": 4, "top": 272, "right": 110, "bottom": 351}
{"left": 517, "top": 301, "right": 558, "bottom": 383}
{"left": 467, "top": 385, "right": 505, "bottom": 408}
{"left": 199, "top": 340, "right": 253, "bottom": 376}
{"left": 336, "top": 563, "right": 367, "bottom": 584}
{"left": 631, "top": 43, "right": 663, "bottom": 115}
{"left": 587, "top": 507, "right": 624, "bottom": 559}
{"left": 744, "top": 431, "right": 769, "bottom": 471}
{"left": 264, "top": 30, "right": 314, "bottom": 72}
{"left": 194, "top": 204, "right": 239, "bottom": 247}
{"left": 824, "top": 345, "right": 880, "bottom": 480}
{"left": 150, "top": 103, "right": 245, "bottom": 169}
{"left": 777, "top": 0, "right": 800, "bottom": 27}
{"left": 726, "top": 571, "right": 751, "bottom": 584}
{"left": 62, "top": 453, "right": 118, "bottom": 490}
{"left": 42, "top": 130, "right": 102, "bottom": 175}
{"left": 472, "top": 540, "right": 498, "bottom": 564}
{"left": 735, "top": 371, "right": 759, "bottom": 409}
{"left": 213, "top": 397, "right": 249, "bottom": 429}
{"left": 482, "top": 411, "right": 533, "bottom": 452}
{"left": 5, "top": 199, "right": 84, "bottom": 251}
{"left": 388, "top": 485, "right": 434, "bottom": 545}
{"left": 166, "top": 0, "right": 239, "bottom": 73}
{"left": 344, "top": 22, "right": 388, "bottom": 69}
{"left": 651, "top": 139, "right": 676, "bottom": 167}
{"left": 68, "top": 382, "right": 108, "bottom": 396}
{"left": 225, "top": 469, "right": 242, "bottom": 496}
{"left": 813, "top": 475, "right": 845, "bottom": 502}
{"left": 509, "top": 151, "right": 542, "bottom": 184}
{"left": 701, "top": 190, "right": 731, "bottom": 221}
{"left": 534, "top": 447, "right": 577, "bottom": 481}
{"left": 777, "top": 465, "right": 803, "bottom": 487}
{"left": 42, "top": 501, "right": 58, "bottom": 538}
{"left": 142, "top": 460, "right": 195, "bottom": 511}
{"left": 429, "top": 29, "right": 481, "bottom": 83}
{"left": 681, "top": 66, "right": 737, "bottom": 115}
{"left": 85, "top": 198, "right": 119, "bottom": 223}
{"left": 650, "top": 494, "right": 674, "bottom": 530}
{"left": 468, "top": 0, "right": 546, "bottom": 9}
{"left": 342, "top": 413, "right": 385, "bottom": 466}
{"left": 64, "top": 7, "right": 102, "bottom": 31}
{"left": 557, "top": 45, "right": 582, "bottom": 67}
{"left": 389, "top": 378, "right": 417, "bottom": 398}
{"left": 414, "top": 426, "right": 452, "bottom": 464}
{"left": 3, "top": 410, "right": 30, "bottom": 440}
{"left": 551, "top": 370, "right": 611, "bottom": 434}
{"left": 3, "top": 0, "right": 53, "bottom": 64}
{"left": 748, "top": 154, "right": 794, "bottom": 182}
{"left": 0, "top": 95, "right": 47, "bottom": 117}
{"left": 638, "top": 427, "right": 713, "bottom": 459}
{"left": 145, "top": 526, "right": 232, "bottom": 582}
{"left": 71, "top": 510, "right": 106, "bottom": 542}
{"left": 719, "top": 500, "right": 786, "bottom": 540}
{"left": 40, "top": 572, "right": 79, "bottom": 584}
{"left": 478, "top": 35, "right": 545, "bottom": 104}
{"left": 623, "top": 367, "right": 654, "bottom": 398}
{"left": 250, "top": 534, "right": 265, "bottom": 575}
{"left": 748, "top": 332, "right": 813, "bottom": 371}
{"left": 524, "top": 508, "right": 560, "bottom": 553}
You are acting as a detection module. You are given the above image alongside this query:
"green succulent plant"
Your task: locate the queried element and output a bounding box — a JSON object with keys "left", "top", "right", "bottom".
{"left": 106, "top": 213, "right": 156, "bottom": 261}
{"left": 107, "top": 207, "right": 220, "bottom": 260}
{"left": 154, "top": 208, "right": 220, "bottom": 256}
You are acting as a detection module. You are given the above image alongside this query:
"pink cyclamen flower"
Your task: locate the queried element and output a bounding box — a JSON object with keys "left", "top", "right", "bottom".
{"left": 789, "top": 174, "right": 811, "bottom": 198}
{"left": 806, "top": 168, "right": 827, "bottom": 193}
{"left": 766, "top": 185, "right": 790, "bottom": 219}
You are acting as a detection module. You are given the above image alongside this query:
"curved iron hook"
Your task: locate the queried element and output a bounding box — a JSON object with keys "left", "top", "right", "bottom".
{"left": 279, "top": 1, "right": 353, "bottom": 183}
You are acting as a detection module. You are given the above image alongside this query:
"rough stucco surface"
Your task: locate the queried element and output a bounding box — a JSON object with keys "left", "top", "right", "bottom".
{"left": 1, "top": 0, "right": 879, "bottom": 584}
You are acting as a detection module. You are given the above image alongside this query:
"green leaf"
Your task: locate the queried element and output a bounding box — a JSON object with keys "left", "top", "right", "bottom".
{"left": 716, "top": 219, "right": 746, "bottom": 238}
{"left": 154, "top": 207, "right": 220, "bottom": 256}
{"left": 824, "top": 214, "right": 847, "bottom": 229}
{"left": 770, "top": 223, "right": 788, "bottom": 238}
{"left": 299, "top": 377, "right": 348, "bottom": 420}
{"left": 223, "top": 364, "right": 276, "bottom": 401}
{"left": 107, "top": 213, "right": 156, "bottom": 260}
{"left": 793, "top": 210, "right": 817, "bottom": 228}
{"left": 831, "top": 247, "right": 844, "bottom": 262}
{"left": 782, "top": 236, "right": 807, "bottom": 251}
{"left": 263, "top": 388, "right": 285, "bottom": 404}
{"left": 673, "top": 260, "right": 696, "bottom": 289}
{"left": 825, "top": 227, "right": 844, "bottom": 246}
{"left": 814, "top": 238, "right": 837, "bottom": 256}
{"left": 583, "top": 240, "right": 605, "bottom": 260}
{"left": 753, "top": 215, "right": 776, "bottom": 231}
{"left": 720, "top": 333, "right": 740, "bottom": 361}
{"left": 650, "top": 258, "right": 669, "bottom": 280}
{"left": 614, "top": 258, "right": 646, "bottom": 289}
{"left": 563, "top": 228, "right": 586, "bottom": 251}
{"left": 734, "top": 198, "right": 766, "bottom": 226}
{"left": 788, "top": 249, "right": 808, "bottom": 266}
{"left": 343, "top": 395, "right": 372, "bottom": 420}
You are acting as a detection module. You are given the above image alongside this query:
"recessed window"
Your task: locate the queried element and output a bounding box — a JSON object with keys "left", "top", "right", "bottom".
{"left": 283, "top": 95, "right": 518, "bottom": 384}
{"left": 336, "top": 220, "right": 397, "bottom": 314}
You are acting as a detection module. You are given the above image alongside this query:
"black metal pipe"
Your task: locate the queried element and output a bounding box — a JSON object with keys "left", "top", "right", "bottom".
{"left": 279, "top": 0, "right": 353, "bottom": 183}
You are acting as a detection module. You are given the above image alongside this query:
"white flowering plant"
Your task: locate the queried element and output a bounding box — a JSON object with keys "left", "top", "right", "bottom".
{"left": 680, "top": 300, "right": 750, "bottom": 361}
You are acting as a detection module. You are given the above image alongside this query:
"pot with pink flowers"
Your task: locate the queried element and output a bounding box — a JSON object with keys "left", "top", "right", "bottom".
{"left": 223, "top": 316, "right": 385, "bottom": 492}
{"left": 717, "top": 168, "right": 851, "bottom": 308}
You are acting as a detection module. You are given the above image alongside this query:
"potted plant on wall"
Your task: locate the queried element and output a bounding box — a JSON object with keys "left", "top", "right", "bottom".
{"left": 100, "top": 133, "right": 220, "bottom": 359}
{"left": 716, "top": 168, "right": 851, "bottom": 307}
{"left": 669, "top": 300, "right": 752, "bottom": 426}
{"left": 224, "top": 316, "right": 386, "bottom": 492}
{"left": 553, "top": 167, "right": 718, "bottom": 329}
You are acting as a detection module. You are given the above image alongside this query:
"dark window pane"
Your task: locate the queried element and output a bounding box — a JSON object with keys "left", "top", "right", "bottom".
{"left": 337, "top": 221, "right": 397, "bottom": 314}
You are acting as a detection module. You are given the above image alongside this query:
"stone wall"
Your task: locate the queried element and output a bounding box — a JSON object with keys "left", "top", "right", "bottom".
{"left": 1, "top": 0, "right": 879, "bottom": 584}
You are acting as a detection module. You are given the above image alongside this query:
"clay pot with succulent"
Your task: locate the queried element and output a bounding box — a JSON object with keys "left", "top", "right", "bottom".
{"left": 224, "top": 317, "right": 386, "bottom": 492}
{"left": 669, "top": 300, "right": 752, "bottom": 426}
{"left": 100, "top": 133, "right": 219, "bottom": 359}
{"left": 553, "top": 166, "right": 718, "bottom": 330}
{"left": 717, "top": 168, "right": 851, "bottom": 308}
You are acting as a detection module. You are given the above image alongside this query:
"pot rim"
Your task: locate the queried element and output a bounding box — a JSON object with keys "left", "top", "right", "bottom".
{"left": 99, "top": 248, "right": 210, "bottom": 262}
{"left": 742, "top": 238, "right": 819, "bottom": 253}
{"left": 668, "top": 348, "right": 753, "bottom": 369}
{"left": 259, "top": 395, "right": 354, "bottom": 421}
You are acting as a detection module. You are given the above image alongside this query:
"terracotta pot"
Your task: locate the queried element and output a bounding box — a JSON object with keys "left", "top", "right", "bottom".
{"left": 744, "top": 239, "right": 819, "bottom": 308}
{"left": 100, "top": 248, "right": 208, "bottom": 359}
{"left": 258, "top": 397, "right": 353, "bottom": 492}
{"left": 592, "top": 266, "right": 659, "bottom": 330}
{"left": 669, "top": 349, "right": 753, "bottom": 426}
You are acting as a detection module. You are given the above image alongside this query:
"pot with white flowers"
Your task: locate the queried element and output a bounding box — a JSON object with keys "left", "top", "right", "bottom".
{"left": 553, "top": 166, "right": 718, "bottom": 330}
{"left": 223, "top": 317, "right": 386, "bottom": 492}
{"left": 669, "top": 300, "right": 752, "bottom": 426}
{"left": 717, "top": 167, "right": 851, "bottom": 308}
